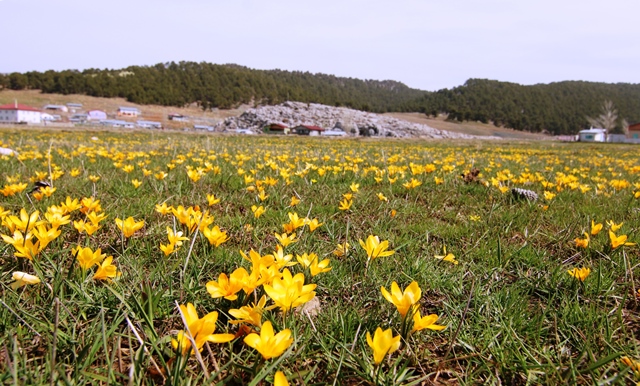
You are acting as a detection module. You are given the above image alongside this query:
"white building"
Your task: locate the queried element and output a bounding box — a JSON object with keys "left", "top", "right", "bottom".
{"left": 578, "top": 128, "right": 606, "bottom": 142}
{"left": 0, "top": 103, "right": 42, "bottom": 124}
{"left": 101, "top": 119, "right": 135, "bottom": 128}
{"left": 87, "top": 110, "right": 107, "bottom": 121}
{"left": 117, "top": 106, "right": 141, "bottom": 117}
{"left": 137, "top": 120, "right": 162, "bottom": 129}
{"left": 43, "top": 104, "right": 69, "bottom": 112}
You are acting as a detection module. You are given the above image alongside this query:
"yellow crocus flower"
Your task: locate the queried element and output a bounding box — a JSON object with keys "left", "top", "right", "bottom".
{"left": 359, "top": 235, "right": 395, "bottom": 260}
{"left": 567, "top": 267, "right": 591, "bottom": 281}
{"left": 10, "top": 271, "right": 41, "bottom": 289}
{"left": 115, "top": 217, "right": 144, "bottom": 238}
{"left": 92, "top": 256, "right": 121, "bottom": 281}
{"left": 380, "top": 281, "right": 422, "bottom": 317}
{"left": 366, "top": 327, "right": 401, "bottom": 365}
{"left": 172, "top": 303, "right": 234, "bottom": 356}
{"left": 243, "top": 321, "right": 293, "bottom": 360}
{"left": 263, "top": 268, "right": 316, "bottom": 313}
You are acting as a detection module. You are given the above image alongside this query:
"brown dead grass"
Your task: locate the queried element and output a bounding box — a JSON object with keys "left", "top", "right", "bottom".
{"left": 0, "top": 90, "right": 248, "bottom": 129}
{"left": 2, "top": 90, "right": 549, "bottom": 138}
{"left": 385, "top": 112, "right": 550, "bottom": 139}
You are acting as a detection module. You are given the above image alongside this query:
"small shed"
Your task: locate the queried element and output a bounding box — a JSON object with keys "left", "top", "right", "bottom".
{"left": 87, "top": 110, "right": 107, "bottom": 121}
{"left": 292, "top": 125, "right": 324, "bottom": 136}
{"left": 263, "top": 123, "right": 288, "bottom": 134}
{"left": 578, "top": 128, "right": 606, "bottom": 142}
{"left": 628, "top": 122, "right": 640, "bottom": 139}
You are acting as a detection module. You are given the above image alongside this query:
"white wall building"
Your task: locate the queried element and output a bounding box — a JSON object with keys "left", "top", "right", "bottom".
{"left": 87, "top": 110, "right": 107, "bottom": 121}
{"left": 0, "top": 103, "right": 42, "bottom": 124}
{"left": 578, "top": 128, "right": 606, "bottom": 142}
{"left": 118, "top": 106, "right": 141, "bottom": 117}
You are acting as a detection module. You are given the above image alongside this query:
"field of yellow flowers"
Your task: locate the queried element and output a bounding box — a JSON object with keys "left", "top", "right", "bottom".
{"left": 1, "top": 128, "right": 640, "bottom": 385}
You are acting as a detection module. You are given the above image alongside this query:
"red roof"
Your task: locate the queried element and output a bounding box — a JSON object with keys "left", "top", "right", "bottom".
{"left": 629, "top": 122, "right": 640, "bottom": 131}
{"left": 301, "top": 125, "right": 324, "bottom": 131}
{"left": 269, "top": 123, "right": 288, "bottom": 129}
{"left": 0, "top": 103, "right": 40, "bottom": 112}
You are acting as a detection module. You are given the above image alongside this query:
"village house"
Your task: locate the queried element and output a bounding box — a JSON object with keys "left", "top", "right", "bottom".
{"left": 292, "top": 125, "right": 324, "bottom": 136}
{"left": 0, "top": 102, "right": 42, "bottom": 124}
{"left": 578, "top": 128, "right": 606, "bottom": 142}
{"left": 628, "top": 122, "right": 640, "bottom": 139}
{"left": 263, "top": 123, "right": 288, "bottom": 134}
{"left": 117, "top": 106, "right": 141, "bottom": 117}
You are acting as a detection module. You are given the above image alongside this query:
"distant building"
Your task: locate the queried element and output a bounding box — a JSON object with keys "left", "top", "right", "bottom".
{"left": 66, "top": 103, "right": 82, "bottom": 109}
{"left": 87, "top": 110, "right": 107, "bottom": 121}
{"left": 263, "top": 123, "right": 288, "bottom": 134}
{"left": 41, "top": 113, "right": 57, "bottom": 122}
{"left": 0, "top": 102, "right": 42, "bottom": 124}
{"left": 42, "top": 114, "right": 62, "bottom": 122}
{"left": 117, "top": 106, "right": 141, "bottom": 117}
{"left": 578, "top": 128, "right": 606, "bottom": 142}
{"left": 628, "top": 122, "right": 640, "bottom": 139}
{"left": 43, "top": 104, "right": 69, "bottom": 112}
{"left": 101, "top": 119, "right": 134, "bottom": 128}
{"left": 292, "top": 125, "right": 324, "bottom": 136}
{"left": 137, "top": 120, "right": 162, "bottom": 129}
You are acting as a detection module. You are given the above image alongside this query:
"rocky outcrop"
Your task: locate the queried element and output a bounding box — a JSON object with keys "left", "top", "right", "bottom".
{"left": 215, "top": 101, "right": 478, "bottom": 139}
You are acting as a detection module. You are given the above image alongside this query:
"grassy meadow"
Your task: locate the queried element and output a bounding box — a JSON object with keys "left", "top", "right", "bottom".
{"left": 1, "top": 128, "right": 639, "bottom": 385}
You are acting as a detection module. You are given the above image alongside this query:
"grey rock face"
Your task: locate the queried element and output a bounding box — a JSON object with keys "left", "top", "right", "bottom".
{"left": 215, "top": 102, "right": 480, "bottom": 139}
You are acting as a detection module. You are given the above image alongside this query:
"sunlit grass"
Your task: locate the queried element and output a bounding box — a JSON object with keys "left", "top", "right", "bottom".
{"left": 1, "top": 128, "right": 639, "bottom": 385}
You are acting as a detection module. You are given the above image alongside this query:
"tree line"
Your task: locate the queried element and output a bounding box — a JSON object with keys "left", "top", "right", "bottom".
{"left": 417, "top": 79, "right": 640, "bottom": 135}
{"left": 1, "top": 63, "right": 639, "bottom": 135}
{"left": 0, "top": 62, "right": 423, "bottom": 113}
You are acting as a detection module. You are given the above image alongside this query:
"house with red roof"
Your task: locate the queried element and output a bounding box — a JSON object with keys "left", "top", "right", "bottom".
{"left": 292, "top": 125, "right": 325, "bottom": 136}
{"left": 263, "top": 123, "right": 289, "bottom": 134}
{"left": 0, "top": 102, "right": 42, "bottom": 124}
{"left": 628, "top": 122, "right": 640, "bottom": 140}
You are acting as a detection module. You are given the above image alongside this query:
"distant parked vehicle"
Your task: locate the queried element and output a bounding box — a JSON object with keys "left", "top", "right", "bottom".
{"left": 236, "top": 129, "right": 255, "bottom": 135}
{"left": 69, "top": 114, "right": 88, "bottom": 123}
{"left": 194, "top": 125, "right": 214, "bottom": 131}
{"left": 168, "top": 113, "right": 189, "bottom": 122}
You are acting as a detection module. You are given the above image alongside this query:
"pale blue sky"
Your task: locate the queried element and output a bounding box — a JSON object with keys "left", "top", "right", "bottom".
{"left": 1, "top": 0, "right": 638, "bottom": 91}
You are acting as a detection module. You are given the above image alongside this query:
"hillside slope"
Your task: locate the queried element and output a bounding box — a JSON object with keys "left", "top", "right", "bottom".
{"left": 0, "top": 90, "right": 529, "bottom": 138}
